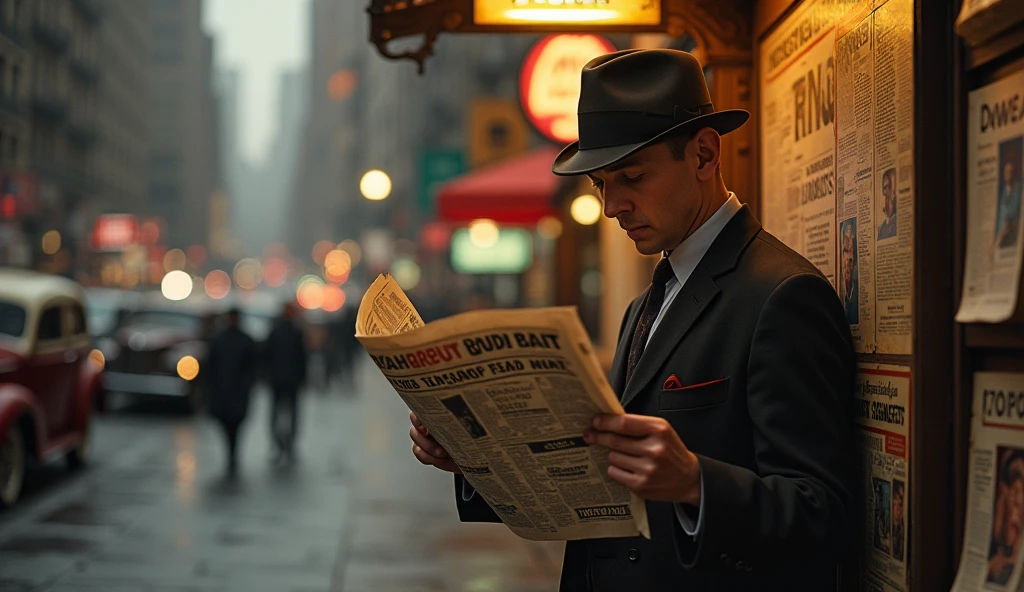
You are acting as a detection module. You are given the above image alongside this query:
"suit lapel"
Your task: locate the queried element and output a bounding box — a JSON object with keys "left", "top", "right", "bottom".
{"left": 620, "top": 265, "right": 720, "bottom": 408}
{"left": 608, "top": 295, "right": 646, "bottom": 395}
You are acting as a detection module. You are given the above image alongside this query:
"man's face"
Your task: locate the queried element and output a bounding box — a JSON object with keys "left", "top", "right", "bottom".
{"left": 842, "top": 247, "right": 854, "bottom": 288}
{"left": 893, "top": 494, "right": 903, "bottom": 522}
{"left": 587, "top": 141, "right": 702, "bottom": 255}
{"left": 996, "top": 479, "right": 1024, "bottom": 547}
{"left": 882, "top": 175, "right": 894, "bottom": 217}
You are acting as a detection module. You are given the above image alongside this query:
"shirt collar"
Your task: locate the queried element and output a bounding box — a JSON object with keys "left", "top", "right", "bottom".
{"left": 664, "top": 193, "right": 743, "bottom": 284}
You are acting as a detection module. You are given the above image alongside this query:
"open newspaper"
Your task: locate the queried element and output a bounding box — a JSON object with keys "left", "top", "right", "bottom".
{"left": 952, "top": 372, "right": 1024, "bottom": 591}
{"left": 355, "top": 274, "right": 650, "bottom": 541}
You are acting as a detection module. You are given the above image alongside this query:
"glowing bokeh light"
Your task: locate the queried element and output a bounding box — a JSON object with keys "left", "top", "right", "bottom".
{"left": 262, "top": 256, "right": 287, "bottom": 287}
{"left": 176, "top": 355, "right": 200, "bottom": 381}
{"left": 327, "top": 69, "right": 358, "bottom": 101}
{"left": 570, "top": 194, "right": 602, "bottom": 225}
{"left": 204, "top": 270, "right": 231, "bottom": 299}
{"left": 161, "top": 270, "right": 193, "bottom": 301}
{"left": 321, "top": 284, "right": 346, "bottom": 312}
{"left": 537, "top": 216, "right": 564, "bottom": 240}
{"left": 360, "top": 169, "right": 392, "bottom": 201}
{"left": 163, "top": 248, "right": 187, "bottom": 272}
{"left": 296, "top": 275, "right": 325, "bottom": 310}
{"left": 139, "top": 220, "right": 160, "bottom": 244}
{"left": 338, "top": 239, "right": 362, "bottom": 266}
{"left": 324, "top": 249, "right": 352, "bottom": 284}
{"left": 391, "top": 258, "right": 422, "bottom": 290}
{"left": 468, "top": 219, "right": 499, "bottom": 249}
{"left": 41, "top": 230, "right": 61, "bottom": 255}
{"left": 233, "top": 258, "right": 263, "bottom": 290}
{"left": 88, "top": 349, "right": 105, "bottom": 370}
{"left": 312, "top": 240, "right": 335, "bottom": 265}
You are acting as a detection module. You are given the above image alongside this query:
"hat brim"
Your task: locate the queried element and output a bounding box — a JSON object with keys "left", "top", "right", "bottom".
{"left": 551, "top": 109, "right": 750, "bottom": 176}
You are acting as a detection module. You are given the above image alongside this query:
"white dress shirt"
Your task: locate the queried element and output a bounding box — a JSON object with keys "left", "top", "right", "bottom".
{"left": 651, "top": 193, "right": 743, "bottom": 538}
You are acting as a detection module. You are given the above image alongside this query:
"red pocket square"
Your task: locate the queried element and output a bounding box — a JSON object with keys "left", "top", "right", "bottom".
{"left": 663, "top": 376, "right": 726, "bottom": 391}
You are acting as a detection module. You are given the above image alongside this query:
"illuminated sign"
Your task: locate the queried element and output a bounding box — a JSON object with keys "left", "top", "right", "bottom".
{"left": 451, "top": 228, "right": 532, "bottom": 274}
{"left": 520, "top": 34, "right": 616, "bottom": 144}
{"left": 91, "top": 214, "right": 139, "bottom": 252}
{"left": 475, "top": 0, "right": 661, "bottom": 27}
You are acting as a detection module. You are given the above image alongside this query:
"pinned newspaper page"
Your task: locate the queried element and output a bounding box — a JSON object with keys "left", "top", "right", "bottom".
{"left": 952, "top": 372, "right": 1024, "bottom": 591}
{"left": 956, "top": 69, "right": 1024, "bottom": 324}
{"left": 355, "top": 274, "right": 650, "bottom": 541}
{"left": 854, "top": 364, "right": 911, "bottom": 592}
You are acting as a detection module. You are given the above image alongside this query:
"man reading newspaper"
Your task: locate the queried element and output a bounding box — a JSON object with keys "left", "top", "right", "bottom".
{"left": 408, "top": 49, "right": 856, "bottom": 591}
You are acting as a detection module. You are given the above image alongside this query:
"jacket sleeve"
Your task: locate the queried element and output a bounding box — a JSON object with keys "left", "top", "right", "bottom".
{"left": 675, "top": 273, "right": 856, "bottom": 571}
{"left": 453, "top": 475, "right": 502, "bottom": 523}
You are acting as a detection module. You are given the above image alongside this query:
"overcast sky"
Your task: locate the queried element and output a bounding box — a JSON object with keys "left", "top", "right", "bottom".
{"left": 202, "top": 0, "right": 310, "bottom": 165}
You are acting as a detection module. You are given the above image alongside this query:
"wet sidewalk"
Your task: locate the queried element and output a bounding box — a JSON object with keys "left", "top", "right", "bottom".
{"left": 0, "top": 357, "right": 562, "bottom": 591}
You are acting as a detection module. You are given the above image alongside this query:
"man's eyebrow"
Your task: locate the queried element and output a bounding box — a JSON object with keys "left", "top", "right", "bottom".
{"left": 598, "top": 157, "right": 648, "bottom": 175}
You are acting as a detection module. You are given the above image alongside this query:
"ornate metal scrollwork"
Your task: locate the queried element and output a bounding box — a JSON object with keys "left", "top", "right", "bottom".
{"left": 367, "top": 0, "right": 467, "bottom": 74}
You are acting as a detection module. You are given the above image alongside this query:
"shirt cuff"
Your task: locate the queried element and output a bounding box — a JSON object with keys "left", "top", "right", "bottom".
{"left": 461, "top": 479, "right": 476, "bottom": 502}
{"left": 674, "top": 472, "right": 704, "bottom": 538}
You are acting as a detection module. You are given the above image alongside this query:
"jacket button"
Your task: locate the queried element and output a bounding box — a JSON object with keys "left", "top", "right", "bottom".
{"left": 628, "top": 549, "right": 639, "bottom": 561}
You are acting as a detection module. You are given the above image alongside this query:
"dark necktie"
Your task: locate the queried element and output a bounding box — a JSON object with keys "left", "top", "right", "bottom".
{"left": 626, "top": 257, "right": 675, "bottom": 385}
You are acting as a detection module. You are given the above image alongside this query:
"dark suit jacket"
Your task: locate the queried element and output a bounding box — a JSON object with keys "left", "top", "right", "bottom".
{"left": 455, "top": 206, "right": 856, "bottom": 591}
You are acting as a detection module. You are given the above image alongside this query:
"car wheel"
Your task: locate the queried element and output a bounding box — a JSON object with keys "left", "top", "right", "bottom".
{"left": 66, "top": 412, "right": 92, "bottom": 469}
{"left": 0, "top": 425, "right": 26, "bottom": 508}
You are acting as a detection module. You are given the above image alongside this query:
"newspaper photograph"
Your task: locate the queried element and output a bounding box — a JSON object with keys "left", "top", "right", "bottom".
{"left": 355, "top": 274, "right": 650, "bottom": 541}
{"left": 952, "top": 372, "right": 1024, "bottom": 592}
{"left": 835, "top": 0, "right": 915, "bottom": 354}
{"left": 956, "top": 68, "right": 1024, "bottom": 324}
{"left": 836, "top": 10, "right": 876, "bottom": 352}
{"left": 854, "top": 364, "right": 911, "bottom": 592}
{"left": 760, "top": 0, "right": 860, "bottom": 288}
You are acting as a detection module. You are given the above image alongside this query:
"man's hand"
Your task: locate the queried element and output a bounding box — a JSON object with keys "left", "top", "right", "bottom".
{"left": 584, "top": 413, "right": 701, "bottom": 506}
{"left": 409, "top": 412, "right": 461, "bottom": 474}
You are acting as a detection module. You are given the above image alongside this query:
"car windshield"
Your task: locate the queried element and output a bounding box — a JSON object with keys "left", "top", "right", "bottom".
{"left": 123, "top": 310, "right": 201, "bottom": 332}
{"left": 0, "top": 302, "right": 26, "bottom": 338}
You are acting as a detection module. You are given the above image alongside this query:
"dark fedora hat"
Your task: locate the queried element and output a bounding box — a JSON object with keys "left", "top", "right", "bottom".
{"left": 551, "top": 49, "right": 749, "bottom": 176}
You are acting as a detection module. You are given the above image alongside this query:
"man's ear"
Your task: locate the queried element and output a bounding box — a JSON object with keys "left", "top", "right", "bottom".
{"left": 692, "top": 128, "right": 721, "bottom": 181}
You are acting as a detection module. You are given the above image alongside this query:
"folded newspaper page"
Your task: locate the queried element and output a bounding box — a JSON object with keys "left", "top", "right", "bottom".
{"left": 355, "top": 274, "right": 650, "bottom": 541}
{"left": 952, "top": 372, "right": 1024, "bottom": 591}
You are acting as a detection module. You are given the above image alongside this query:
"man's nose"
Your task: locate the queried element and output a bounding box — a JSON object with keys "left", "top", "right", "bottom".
{"left": 602, "top": 190, "right": 630, "bottom": 219}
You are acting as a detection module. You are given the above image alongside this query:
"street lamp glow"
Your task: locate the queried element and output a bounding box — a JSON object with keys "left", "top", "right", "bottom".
{"left": 570, "top": 194, "right": 602, "bottom": 225}
{"left": 468, "top": 219, "right": 499, "bottom": 249}
{"left": 360, "top": 169, "right": 392, "bottom": 201}
{"left": 41, "top": 230, "right": 61, "bottom": 255}
{"left": 161, "top": 270, "right": 193, "bottom": 301}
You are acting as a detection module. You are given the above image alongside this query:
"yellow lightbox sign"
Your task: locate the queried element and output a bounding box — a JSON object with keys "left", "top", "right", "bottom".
{"left": 474, "top": 0, "right": 662, "bottom": 27}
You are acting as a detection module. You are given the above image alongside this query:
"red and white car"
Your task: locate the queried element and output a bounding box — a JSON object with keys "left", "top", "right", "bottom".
{"left": 0, "top": 269, "right": 102, "bottom": 507}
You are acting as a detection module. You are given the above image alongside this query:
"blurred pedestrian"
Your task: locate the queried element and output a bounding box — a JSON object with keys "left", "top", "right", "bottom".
{"left": 204, "top": 307, "right": 257, "bottom": 477}
{"left": 263, "top": 302, "right": 308, "bottom": 462}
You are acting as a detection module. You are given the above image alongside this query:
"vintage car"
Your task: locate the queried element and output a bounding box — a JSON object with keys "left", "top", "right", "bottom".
{"left": 99, "top": 298, "right": 212, "bottom": 412}
{"left": 0, "top": 269, "right": 103, "bottom": 507}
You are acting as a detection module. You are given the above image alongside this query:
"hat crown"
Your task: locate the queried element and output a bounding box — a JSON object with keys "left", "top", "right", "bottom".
{"left": 578, "top": 49, "right": 713, "bottom": 116}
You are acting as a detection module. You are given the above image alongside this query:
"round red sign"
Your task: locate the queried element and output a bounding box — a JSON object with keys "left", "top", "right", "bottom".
{"left": 519, "top": 34, "right": 616, "bottom": 145}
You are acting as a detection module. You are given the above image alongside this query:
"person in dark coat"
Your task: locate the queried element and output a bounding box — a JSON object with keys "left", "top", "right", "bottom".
{"left": 204, "top": 307, "right": 257, "bottom": 477}
{"left": 263, "top": 302, "right": 308, "bottom": 461}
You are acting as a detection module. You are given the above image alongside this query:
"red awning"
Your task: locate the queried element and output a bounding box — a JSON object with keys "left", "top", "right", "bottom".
{"left": 437, "top": 147, "right": 561, "bottom": 225}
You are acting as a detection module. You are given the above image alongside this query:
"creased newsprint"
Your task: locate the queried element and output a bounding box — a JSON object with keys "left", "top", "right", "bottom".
{"left": 355, "top": 274, "right": 650, "bottom": 541}
{"left": 760, "top": 0, "right": 860, "bottom": 288}
{"left": 952, "top": 372, "right": 1024, "bottom": 592}
{"left": 956, "top": 68, "right": 1024, "bottom": 324}
{"left": 854, "top": 364, "right": 911, "bottom": 592}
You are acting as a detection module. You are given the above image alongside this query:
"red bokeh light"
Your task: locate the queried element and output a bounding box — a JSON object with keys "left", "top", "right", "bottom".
{"left": 321, "top": 285, "right": 346, "bottom": 312}
{"left": 263, "top": 257, "right": 288, "bottom": 287}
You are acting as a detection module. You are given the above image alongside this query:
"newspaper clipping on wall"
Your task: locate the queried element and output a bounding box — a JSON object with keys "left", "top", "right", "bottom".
{"left": 952, "top": 372, "right": 1024, "bottom": 592}
{"left": 835, "top": 0, "right": 915, "bottom": 354}
{"left": 760, "top": 0, "right": 859, "bottom": 288}
{"left": 355, "top": 274, "right": 650, "bottom": 541}
{"left": 854, "top": 364, "right": 911, "bottom": 592}
{"left": 956, "top": 69, "right": 1024, "bottom": 324}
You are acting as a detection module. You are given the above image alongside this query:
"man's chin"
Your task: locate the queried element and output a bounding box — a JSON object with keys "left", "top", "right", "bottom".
{"left": 632, "top": 240, "right": 662, "bottom": 256}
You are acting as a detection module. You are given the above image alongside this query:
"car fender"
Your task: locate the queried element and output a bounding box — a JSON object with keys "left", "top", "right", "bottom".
{"left": 73, "top": 358, "right": 104, "bottom": 426}
{"left": 0, "top": 383, "right": 46, "bottom": 458}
